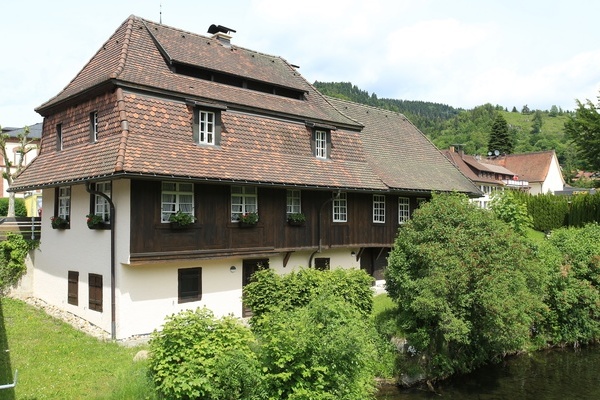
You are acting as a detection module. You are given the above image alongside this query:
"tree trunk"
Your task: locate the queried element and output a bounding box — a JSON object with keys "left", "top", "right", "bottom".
{"left": 7, "top": 191, "right": 15, "bottom": 217}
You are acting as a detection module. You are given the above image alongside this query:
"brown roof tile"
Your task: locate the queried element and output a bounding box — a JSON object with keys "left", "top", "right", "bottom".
{"left": 483, "top": 150, "right": 558, "bottom": 183}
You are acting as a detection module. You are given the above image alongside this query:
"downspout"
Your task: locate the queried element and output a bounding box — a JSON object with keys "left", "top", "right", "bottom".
{"left": 86, "top": 182, "right": 116, "bottom": 340}
{"left": 309, "top": 191, "right": 340, "bottom": 268}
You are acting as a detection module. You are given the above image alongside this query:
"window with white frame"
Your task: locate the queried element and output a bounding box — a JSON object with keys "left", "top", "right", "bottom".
{"left": 398, "top": 197, "right": 410, "bottom": 224}
{"left": 333, "top": 192, "right": 347, "bottom": 222}
{"left": 373, "top": 194, "right": 385, "bottom": 223}
{"left": 315, "top": 130, "right": 327, "bottom": 159}
{"left": 286, "top": 190, "right": 301, "bottom": 214}
{"left": 57, "top": 186, "right": 71, "bottom": 220}
{"left": 90, "top": 111, "right": 98, "bottom": 142}
{"left": 231, "top": 186, "right": 258, "bottom": 222}
{"left": 161, "top": 182, "right": 195, "bottom": 223}
{"left": 197, "top": 110, "right": 215, "bottom": 145}
{"left": 93, "top": 181, "right": 111, "bottom": 222}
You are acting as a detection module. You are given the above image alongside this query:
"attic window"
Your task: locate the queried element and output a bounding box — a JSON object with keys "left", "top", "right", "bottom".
{"left": 193, "top": 107, "right": 222, "bottom": 146}
{"left": 173, "top": 62, "right": 305, "bottom": 100}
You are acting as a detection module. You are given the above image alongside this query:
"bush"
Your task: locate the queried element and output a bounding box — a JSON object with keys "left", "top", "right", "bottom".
{"left": 243, "top": 268, "right": 374, "bottom": 325}
{"left": 254, "top": 293, "right": 380, "bottom": 400}
{"left": 489, "top": 190, "right": 532, "bottom": 235}
{"left": 540, "top": 223, "right": 600, "bottom": 345}
{"left": 0, "top": 233, "right": 32, "bottom": 295}
{"left": 148, "top": 308, "right": 263, "bottom": 400}
{"left": 0, "top": 197, "right": 27, "bottom": 217}
{"left": 385, "top": 193, "right": 545, "bottom": 379}
{"left": 568, "top": 193, "right": 600, "bottom": 227}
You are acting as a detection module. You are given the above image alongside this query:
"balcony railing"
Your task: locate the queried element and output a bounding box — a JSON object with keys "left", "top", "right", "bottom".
{"left": 502, "top": 179, "right": 529, "bottom": 187}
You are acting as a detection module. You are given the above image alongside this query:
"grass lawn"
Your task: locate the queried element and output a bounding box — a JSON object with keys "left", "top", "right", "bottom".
{"left": 0, "top": 298, "right": 156, "bottom": 400}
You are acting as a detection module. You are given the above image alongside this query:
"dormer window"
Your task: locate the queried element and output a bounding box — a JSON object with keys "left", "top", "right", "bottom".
{"left": 315, "top": 130, "right": 327, "bottom": 159}
{"left": 192, "top": 106, "right": 223, "bottom": 146}
{"left": 307, "top": 122, "right": 334, "bottom": 159}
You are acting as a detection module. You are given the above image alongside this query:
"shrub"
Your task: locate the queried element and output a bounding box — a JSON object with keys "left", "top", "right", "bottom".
{"left": 526, "top": 193, "right": 569, "bottom": 232}
{"left": 540, "top": 223, "right": 600, "bottom": 345}
{"left": 0, "top": 197, "right": 27, "bottom": 217}
{"left": 568, "top": 193, "right": 600, "bottom": 227}
{"left": 254, "top": 293, "right": 380, "bottom": 400}
{"left": 385, "top": 193, "right": 545, "bottom": 379}
{"left": 489, "top": 190, "right": 532, "bottom": 235}
{"left": 0, "top": 233, "right": 32, "bottom": 295}
{"left": 148, "top": 308, "right": 263, "bottom": 400}
{"left": 243, "top": 268, "right": 374, "bottom": 326}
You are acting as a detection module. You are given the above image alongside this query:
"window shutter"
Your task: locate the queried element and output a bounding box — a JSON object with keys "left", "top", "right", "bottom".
{"left": 192, "top": 108, "right": 200, "bottom": 143}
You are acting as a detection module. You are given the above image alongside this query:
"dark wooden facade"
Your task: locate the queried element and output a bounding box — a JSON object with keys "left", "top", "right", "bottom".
{"left": 129, "top": 179, "right": 421, "bottom": 261}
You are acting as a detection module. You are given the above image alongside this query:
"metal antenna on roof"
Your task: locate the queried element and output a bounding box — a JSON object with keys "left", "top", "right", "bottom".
{"left": 159, "top": 3, "right": 162, "bottom": 24}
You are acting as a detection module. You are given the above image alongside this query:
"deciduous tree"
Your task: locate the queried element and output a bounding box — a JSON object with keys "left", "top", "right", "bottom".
{"left": 564, "top": 99, "right": 600, "bottom": 171}
{"left": 0, "top": 125, "right": 36, "bottom": 217}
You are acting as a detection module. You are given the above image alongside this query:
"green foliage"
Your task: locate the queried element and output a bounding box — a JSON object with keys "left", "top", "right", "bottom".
{"left": 540, "top": 224, "right": 600, "bottom": 345}
{"left": 523, "top": 192, "right": 570, "bottom": 232}
{"left": 568, "top": 192, "right": 600, "bottom": 227}
{"left": 243, "top": 268, "right": 374, "bottom": 325}
{"left": 385, "top": 193, "right": 544, "bottom": 379}
{"left": 0, "top": 233, "right": 32, "bottom": 295}
{"left": 488, "top": 114, "right": 514, "bottom": 154}
{"left": 489, "top": 190, "right": 532, "bottom": 234}
{"left": 167, "top": 210, "right": 196, "bottom": 226}
{"left": 254, "top": 293, "right": 380, "bottom": 400}
{"left": 148, "top": 308, "right": 263, "bottom": 400}
{"left": 0, "top": 198, "right": 27, "bottom": 217}
{"left": 564, "top": 99, "right": 600, "bottom": 171}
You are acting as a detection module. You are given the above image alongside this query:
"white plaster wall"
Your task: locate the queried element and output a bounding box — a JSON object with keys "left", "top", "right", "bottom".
{"left": 542, "top": 155, "right": 565, "bottom": 194}
{"left": 34, "top": 184, "right": 112, "bottom": 332}
{"left": 116, "top": 247, "right": 361, "bottom": 339}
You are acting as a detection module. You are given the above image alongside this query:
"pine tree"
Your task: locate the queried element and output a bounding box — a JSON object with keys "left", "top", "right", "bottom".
{"left": 488, "top": 114, "right": 514, "bottom": 154}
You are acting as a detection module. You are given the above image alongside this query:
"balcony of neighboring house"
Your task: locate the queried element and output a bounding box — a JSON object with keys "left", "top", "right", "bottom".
{"left": 502, "top": 178, "right": 529, "bottom": 189}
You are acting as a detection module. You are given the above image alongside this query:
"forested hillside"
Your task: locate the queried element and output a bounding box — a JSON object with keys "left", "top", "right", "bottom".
{"left": 314, "top": 81, "right": 579, "bottom": 173}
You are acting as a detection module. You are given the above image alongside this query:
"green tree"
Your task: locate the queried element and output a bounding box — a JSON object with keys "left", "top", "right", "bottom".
{"left": 489, "top": 190, "right": 532, "bottom": 235}
{"left": 564, "top": 99, "right": 600, "bottom": 171}
{"left": 549, "top": 105, "right": 559, "bottom": 117}
{"left": 530, "top": 110, "right": 543, "bottom": 136}
{"left": 0, "top": 125, "right": 37, "bottom": 217}
{"left": 0, "top": 233, "right": 32, "bottom": 295}
{"left": 385, "top": 193, "right": 544, "bottom": 379}
{"left": 488, "top": 114, "right": 514, "bottom": 154}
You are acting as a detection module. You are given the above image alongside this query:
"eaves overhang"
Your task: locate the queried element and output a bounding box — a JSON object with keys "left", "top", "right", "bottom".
{"left": 9, "top": 170, "right": 482, "bottom": 198}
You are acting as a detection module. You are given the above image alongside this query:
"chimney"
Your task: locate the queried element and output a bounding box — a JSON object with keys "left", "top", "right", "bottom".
{"left": 207, "top": 24, "right": 236, "bottom": 47}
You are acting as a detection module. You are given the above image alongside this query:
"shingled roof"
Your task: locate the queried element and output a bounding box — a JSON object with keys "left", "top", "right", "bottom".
{"left": 329, "top": 98, "right": 480, "bottom": 194}
{"left": 36, "top": 16, "right": 359, "bottom": 129}
{"left": 12, "top": 15, "right": 479, "bottom": 197}
{"left": 483, "top": 150, "right": 558, "bottom": 183}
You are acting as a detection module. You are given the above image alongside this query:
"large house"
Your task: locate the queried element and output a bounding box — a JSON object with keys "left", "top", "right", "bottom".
{"left": 443, "top": 147, "right": 529, "bottom": 208}
{"left": 11, "top": 16, "right": 479, "bottom": 339}
{"left": 482, "top": 150, "right": 565, "bottom": 195}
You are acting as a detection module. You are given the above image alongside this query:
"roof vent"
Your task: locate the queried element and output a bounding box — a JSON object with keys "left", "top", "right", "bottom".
{"left": 208, "top": 24, "right": 236, "bottom": 47}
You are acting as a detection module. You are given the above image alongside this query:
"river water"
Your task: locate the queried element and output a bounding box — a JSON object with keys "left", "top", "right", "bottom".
{"left": 376, "top": 345, "right": 600, "bottom": 399}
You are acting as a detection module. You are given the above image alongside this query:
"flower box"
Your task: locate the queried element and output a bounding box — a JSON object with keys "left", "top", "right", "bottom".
{"left": 50, "top": 216, "right": 69, "bottom": 229}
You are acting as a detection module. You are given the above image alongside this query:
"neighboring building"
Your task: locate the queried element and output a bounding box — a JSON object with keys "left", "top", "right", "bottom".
{"left": 1, "top": 123, "right": 42, "bottom": 215}
{"left": 483, "top": 150, "right": 565, "bottom": 195}
{"left": 11, "top": 16, "right": 479, "bottom": 339}
{"left": 442, "top": 147, "right": 528, "bottom": 208}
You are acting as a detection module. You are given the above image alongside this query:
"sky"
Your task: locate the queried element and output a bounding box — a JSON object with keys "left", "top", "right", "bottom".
{"left": 2, "top": 0, "right": 600, "bottom": 127}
